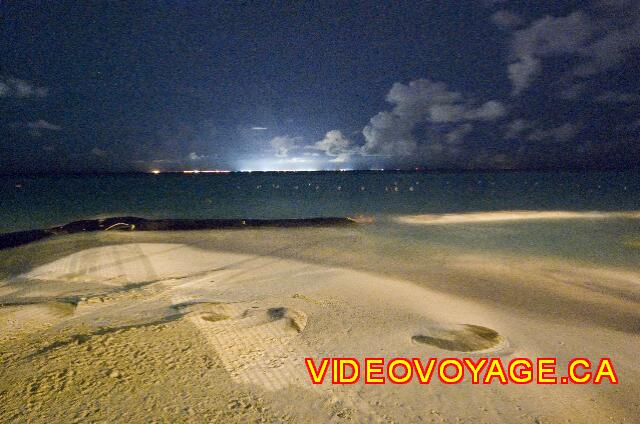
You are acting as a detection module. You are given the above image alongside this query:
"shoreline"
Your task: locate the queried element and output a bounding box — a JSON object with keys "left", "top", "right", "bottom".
{"left": 0, "top": 216, "right": 357, "bottom": 250}
{"left": 4, "top": 209, "right": 640, "bottom": 250}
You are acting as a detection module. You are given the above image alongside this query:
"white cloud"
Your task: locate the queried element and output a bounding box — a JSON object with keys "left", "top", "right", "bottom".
{"left": 504, "top": 119, "right": 579, "bottom": 142}
{"left": 445, "top": 124, "right": 474, "bottom": 144}
{"left": 507, "top": 11, "right": 592, "bottom": 95}
{"left": 188, "top": 152, "right": 204, "bottom": 160}
{"left": 270, "top": 135, "right": 302, "bottom": 157}
{"left": 24, "top": 119, "right": 62, "bottom": 137}
{"left": 507, "top": 7, "right": 640, "bottom": 94}
{"left": 491, "top": 10, "right": 524, "bottom": 29}
{"left": 362, "top": 111, "right": 416, "bottom": 156}
{"left": 528, "top": 123, "right": 579, "bottom": 142}
{"left": 573, "top": 15, "right": 640, "bottom": 76}
{"left": 557, "top": 82, "right": 586, "bottom": 100}
{"left": 310, "top": 130, "right": 358, "bottom": 160}
{"left": 27, "top": 119, "right": 61, "bottom": 131}
{"left": 362, "top": 79, "right": 506, "bottom": 156}
{"left": 91, "top": 147, "right": 107, "bottom": 157}
{"left": 504, "top": 118, "right": 533, "bottom": 139}
{"left": 508, "top": 55, "right": 542, "bottom": 96}
{"left": 595, "top": 91, "right": 640, "bottom": 103}
{"left": 277, "top": 157, "right": 309, "bottom": 163}
{"left": 251, "top": 126, "right": 268, "bottom": 130}
{"left": 511, "top": 12, "right": 594, "bottom": 59}
{"left": 0, "top": 77, "right": 48, "bottom": 98}
{"left": 329, "top": 153, "right": 351, "bottom": 163}
{"left": 465, "top": 100, "right": 507, "bottom": 120}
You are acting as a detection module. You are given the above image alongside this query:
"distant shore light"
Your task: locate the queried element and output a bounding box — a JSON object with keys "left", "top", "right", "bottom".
{"left": 182, "top": 169, "right": 230, "bottom": 174}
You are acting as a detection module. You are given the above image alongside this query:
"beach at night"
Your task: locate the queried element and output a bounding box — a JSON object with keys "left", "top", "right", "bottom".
{"left": 1, "top": 179, "right": 639, "bottom": 421}
{"left": 2, "top": 0, "right": 640, "bottom": 421}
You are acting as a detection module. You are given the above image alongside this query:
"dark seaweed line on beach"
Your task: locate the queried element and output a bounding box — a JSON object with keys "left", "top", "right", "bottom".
{"left": 0, "top": 216, "right": 356, "bottom": 250}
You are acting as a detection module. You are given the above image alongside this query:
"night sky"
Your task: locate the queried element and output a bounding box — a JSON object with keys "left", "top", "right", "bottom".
{"left": 2, "top": 0, "right": 639, "bottom": 172}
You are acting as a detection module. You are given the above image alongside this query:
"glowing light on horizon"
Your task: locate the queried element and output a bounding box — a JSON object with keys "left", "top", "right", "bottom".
{"left": 182, "top": 169, "right": 231, "bottom": 174}
{"left": 236, "top": 158, "right": 323, "bottom": 172}
{"left": 151, "top": 169, "right": 161, "bottom": 174}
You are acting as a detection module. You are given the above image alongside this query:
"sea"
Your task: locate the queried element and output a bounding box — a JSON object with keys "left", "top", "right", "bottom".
{"left": 1, "top": 170, "right": 639, "bottom": 270}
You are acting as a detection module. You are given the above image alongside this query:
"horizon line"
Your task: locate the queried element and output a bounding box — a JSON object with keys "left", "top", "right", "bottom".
{"left": 1, "top": 166, "right": 639, "bottom": 177}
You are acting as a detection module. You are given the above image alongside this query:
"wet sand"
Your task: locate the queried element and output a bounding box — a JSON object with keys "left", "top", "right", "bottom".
{"left": 1, "top": 217, "right": 639, "bottom": 423}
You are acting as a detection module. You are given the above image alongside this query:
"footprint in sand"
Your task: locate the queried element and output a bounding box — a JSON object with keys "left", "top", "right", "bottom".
{"left": 201, "top": 312, "right": 228, "bottom": 322}
{"left": 240, "top": 306, "right": 307, "bottom": 333}
{"left": 412, "top": 324, "right": 506, "bottom": 352}
{"left": 189, "top": 304, "right": 309, "bottom": 391}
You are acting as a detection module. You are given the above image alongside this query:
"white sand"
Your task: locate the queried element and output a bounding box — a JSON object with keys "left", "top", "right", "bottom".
{"left": 1, "top": 231, "right": 639, "bottom": 423}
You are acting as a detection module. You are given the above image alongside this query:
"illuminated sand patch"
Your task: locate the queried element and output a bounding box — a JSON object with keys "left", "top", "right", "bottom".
{"left": 13, "top": 243, "right": 238, "bottom": 286}
{"left": 0, "top": 302, "right": 75, "bottom": 342}
{"left": 189, "top": 304, "right": 310, "bottom": 392}
{"left": 395, "top": 210, "right": 640, "bottom": 225}
{"left": 412, "top": 324, "right": 506, "bottom": 352}
{"left": 625, "top": 239, "right": 640, "bottom": 249}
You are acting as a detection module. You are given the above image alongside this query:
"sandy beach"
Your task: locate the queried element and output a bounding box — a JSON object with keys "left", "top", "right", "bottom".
{"left": 1, "top": 216, "right": 639, "bottom": 423}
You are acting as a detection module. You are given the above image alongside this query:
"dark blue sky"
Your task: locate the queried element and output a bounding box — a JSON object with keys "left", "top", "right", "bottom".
{"left": 2, "top": 0, "right": 639, "bottom": 172}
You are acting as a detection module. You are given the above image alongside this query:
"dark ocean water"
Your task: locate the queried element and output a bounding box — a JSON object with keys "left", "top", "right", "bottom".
{"left": 1, "top": 170, "right": 638, "bottom": 234}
